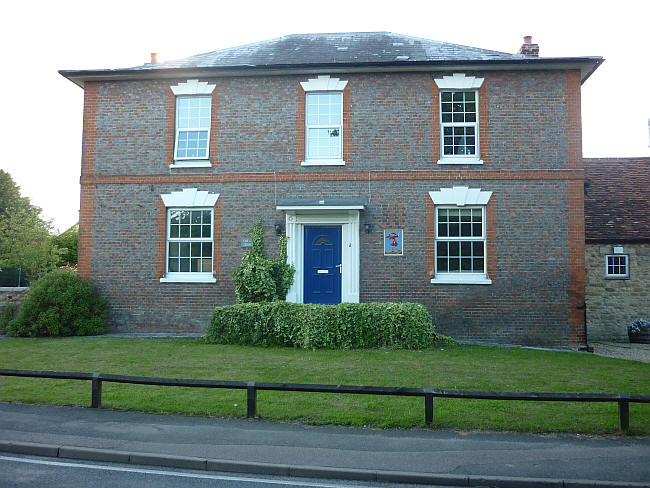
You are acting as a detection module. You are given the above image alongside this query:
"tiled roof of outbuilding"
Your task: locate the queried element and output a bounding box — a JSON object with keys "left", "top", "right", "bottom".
{"left": 584, "top": 158, "right": 650, "bottom": 242}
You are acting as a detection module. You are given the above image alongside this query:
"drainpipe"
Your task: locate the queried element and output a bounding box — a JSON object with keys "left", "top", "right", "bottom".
{"left": 577, "top": 302, "right": 593, "bottom": 352}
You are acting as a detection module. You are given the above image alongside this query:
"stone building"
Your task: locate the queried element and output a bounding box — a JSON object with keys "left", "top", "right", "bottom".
{"left": 584, "top": 157, "right": 650, "bottom": 341}
{"left": 59, "top": 32, "right": 602, "bottom": 345}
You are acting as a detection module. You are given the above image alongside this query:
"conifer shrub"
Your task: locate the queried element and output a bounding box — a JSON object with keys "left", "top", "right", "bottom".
{"left": 6, "top": 269, "right": 107, "bottom": 337}
{"left": 206, "top": 301, "right": 450, "bottom": 349}
{"left": 232, "top": 220, "right": 294, "bottom": 303}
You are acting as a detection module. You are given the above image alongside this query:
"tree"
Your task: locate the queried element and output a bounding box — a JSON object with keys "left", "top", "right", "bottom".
{"left": 52, "top": 223, "right": 79, "bottom": 267}
{"left": 0, "top": 170, "right": 60, "bottom": 281}
{"left": 232, "top": 220, "right": 295, "bottom": 303}
{"left": 0, "top": 206, "right": 60, "bottom": 281}
{"left": 0, "top": 170, "right": 40, "bottom": 217}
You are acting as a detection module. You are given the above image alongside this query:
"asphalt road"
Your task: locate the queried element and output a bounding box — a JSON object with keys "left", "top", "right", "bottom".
{"left": 0, "top": 454, "right": 435, "bottom": 488}
{"left": 1, "top": 402, "right": 649, "bottom": 486}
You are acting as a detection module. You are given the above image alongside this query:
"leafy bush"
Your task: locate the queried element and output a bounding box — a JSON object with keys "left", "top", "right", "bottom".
{"left": 6, "top": 269, "right": 107, "bottom": 337}
{"left": 0, "top": 303, "right": 18, "bottom": 334}
{"left": 206, "top": 301, "right": 451, "bottom": 349}
{"left": 233, "top": 220, "right": 294, "bottom": 302}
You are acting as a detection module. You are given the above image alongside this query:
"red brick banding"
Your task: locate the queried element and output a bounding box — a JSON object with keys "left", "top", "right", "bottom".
{"left": 568, "top": 179, "right": 586, "bottom": 344}
{"left": 209, "top": 84, "right": 219, "bottom": 167}
{"left": 77, "top": 184, "right": 94, "bottom": 280}
{"left": 78, "top": 82, "right": 98, "bottom": 279}
{"left": 478, "top": 80, "right": 490, "bottom": 167}
{"left": 212, "top": 197, "right": 222, "bottom": 280}
{"left": 430, "top": 79, "right": 440, "bottom": 165}
{"left": 156, "top": 198, "right": 167, "bottom": 280}
{"left": 342, "top": 81, "right": 352, "bottom": 167}
{"left": 566, "top": 70, "right": 586, "bottom": 345}
{"left": 165, "top": 87, "right": 175, "bottom": 169}
{"left": 81, "top": 169, "right": 583, "bottom": 186}
{"left": 295, "top": 82, "right": 305, "bottom": 165}
{"left": 486, "top": 195, "right": 497, "bottom": 281}
{"left": 425, "top": 194, "right": 436, "bottom": 280}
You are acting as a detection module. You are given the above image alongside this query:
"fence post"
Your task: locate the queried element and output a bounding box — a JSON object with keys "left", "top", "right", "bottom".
{"left": 618, "top": 400, "right": 629, "bottom": 431}
{"left": 247, "top": 382, "right": 257, "bottom": 418}
{"left": 424, "top": 389, "right": 434, "bottom": 426}
{"left": 91, "top": 373, "right": 102, "bottom": 408}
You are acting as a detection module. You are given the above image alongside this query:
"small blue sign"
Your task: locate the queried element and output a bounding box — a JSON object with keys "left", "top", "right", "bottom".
{"left": 384, "top": 229, "right": 403, "bottom": 256}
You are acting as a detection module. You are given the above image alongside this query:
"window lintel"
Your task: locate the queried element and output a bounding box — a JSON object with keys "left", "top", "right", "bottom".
{"left": 429, "top": 186, "right": 492, "bottom": 206}
{"left": 434, "top": 73, "right": 484, "bottom": 90}
{"left": 171, "top": 79, "right": 216, "bottom": 96}
{"left": 301, "top": 75, "right": 348, "bottom": 92}
{"left": 160, "top": 188, "right": 219, "bottom": 208}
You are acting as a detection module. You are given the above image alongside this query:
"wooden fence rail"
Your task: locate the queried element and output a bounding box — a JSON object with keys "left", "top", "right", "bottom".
{"left": 1, "top": 368, "right": 648, "bottom": 431}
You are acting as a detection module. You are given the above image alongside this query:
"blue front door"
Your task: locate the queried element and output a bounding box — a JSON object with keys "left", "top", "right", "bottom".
{"left": 304, "top": 226, "right": 342, "bottom": 304}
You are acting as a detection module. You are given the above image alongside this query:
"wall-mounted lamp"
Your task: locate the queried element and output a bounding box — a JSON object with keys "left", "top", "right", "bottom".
{"left": 364, "top": 222, "right": 373, "bottom": 234}
{"left": 274, "top": 221, "right": 283, "bottom": 236}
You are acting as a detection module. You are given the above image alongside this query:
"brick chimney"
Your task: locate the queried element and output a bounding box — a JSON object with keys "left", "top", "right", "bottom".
{"left": 150, "top": 52, "right": 159, "bottom": 64}
{"left": 518, "top": 36, "right": 539, "bottom": 57}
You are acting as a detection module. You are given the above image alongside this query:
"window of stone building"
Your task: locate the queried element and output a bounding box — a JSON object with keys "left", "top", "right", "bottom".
{"left": 605, "top": 254, "right": 629, "bottom": 278}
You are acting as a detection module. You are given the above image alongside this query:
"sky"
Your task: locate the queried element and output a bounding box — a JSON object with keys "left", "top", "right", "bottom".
{"left": 1, "top": 0, "right": 649, "bottom": 232}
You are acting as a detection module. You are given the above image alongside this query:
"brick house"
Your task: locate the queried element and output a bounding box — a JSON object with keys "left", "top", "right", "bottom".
{"left": 584, "top": 158, "right": 650, "bottom": 341}
{"left": 60, "top": 32, "right": 602, "bottom": 345}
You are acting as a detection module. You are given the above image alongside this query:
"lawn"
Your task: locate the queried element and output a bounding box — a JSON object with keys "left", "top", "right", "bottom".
{"left": 0, "top": 338, "right": 648, "bottom": 434}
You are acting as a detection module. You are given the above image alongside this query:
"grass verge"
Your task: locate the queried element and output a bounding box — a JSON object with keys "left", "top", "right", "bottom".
{"left": 0, "top": 338, "right": 648, "bottom": 434}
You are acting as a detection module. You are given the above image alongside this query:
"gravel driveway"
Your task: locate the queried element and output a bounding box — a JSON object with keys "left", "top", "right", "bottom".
{"left": 590, "top": 341, "right": 650, "bottom": 363}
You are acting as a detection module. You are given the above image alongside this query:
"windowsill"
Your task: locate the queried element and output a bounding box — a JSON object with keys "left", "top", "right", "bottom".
{"left": 170, "top": 160, "right": 212, "bottom": 169}
{"left": 431, "top": 275, "right": 492, "bottom": 285}
{"left": 160, "top": 273, "right": 216, "bottom": 283}
{"left": 301, "top": 159, "right": 346, "bottom": 166}
{"left": 604, "top": 275, "right": 629, "bottom": 280}
{"left": 437, "top": 158, "right": 483, "bottom": 165}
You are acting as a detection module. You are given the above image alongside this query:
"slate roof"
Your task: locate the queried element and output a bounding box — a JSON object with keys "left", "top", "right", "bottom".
{"left": 126, "top": 32, "right": 521, "bottom": 70}
{"left": 584, "top": 158, "right": 650, "bottom": 242}
{"left": 59, "top": 32, "right": 603, "bottom": 86}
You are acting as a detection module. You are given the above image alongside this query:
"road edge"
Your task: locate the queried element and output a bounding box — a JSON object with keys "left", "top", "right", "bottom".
{"left": 1, "top": 440, "right": 648, "bottom": 488}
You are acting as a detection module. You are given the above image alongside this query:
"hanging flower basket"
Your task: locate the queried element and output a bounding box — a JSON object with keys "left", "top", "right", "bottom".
{"left": 627, "top": 319, "right": 650, "bottom": 344}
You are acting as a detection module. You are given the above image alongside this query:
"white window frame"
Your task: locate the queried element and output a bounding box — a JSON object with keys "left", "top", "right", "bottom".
{"left": 605, "top": 254, "right": 629, "bottom": 279}
{"left": 429, "top": 186, "right": 492, "bottom": 285}
{"left": 160, "top": 188, "right": 219, "bottom": 283}
{"left": 434, "top": 73, "right": 484, "bottom": 165}
{"left": 300, "top": 75, "right": 347, "bottom": 166}
{"left": 170, "top": 80, "right": 216, "bottom": 169}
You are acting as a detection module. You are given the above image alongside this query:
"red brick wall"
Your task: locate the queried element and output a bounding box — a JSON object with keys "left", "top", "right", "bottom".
{"left": 77, "top": 70, "right": 585, "bottom": 344}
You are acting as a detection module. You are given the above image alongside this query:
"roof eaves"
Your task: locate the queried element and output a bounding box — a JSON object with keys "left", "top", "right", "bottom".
{"left": 59, "top": 56, "right": 604, "bottom": 87}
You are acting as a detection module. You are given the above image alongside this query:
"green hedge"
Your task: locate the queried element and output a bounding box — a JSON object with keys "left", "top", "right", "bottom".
{"left": 6, "top": 269, "right": 107, "bottom": 337}
{"left": 205, "top": 302, "right": 448, "bottom": 349}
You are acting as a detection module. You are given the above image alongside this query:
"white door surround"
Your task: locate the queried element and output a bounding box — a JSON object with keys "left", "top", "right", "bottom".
{"left": 282, "top": 210, "right": 360, "bottom": 304}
